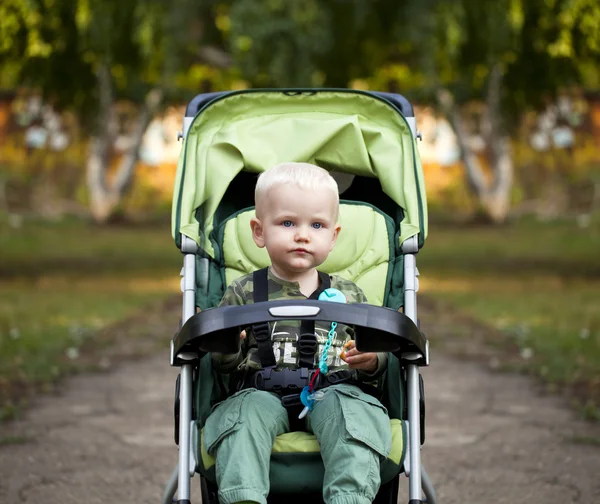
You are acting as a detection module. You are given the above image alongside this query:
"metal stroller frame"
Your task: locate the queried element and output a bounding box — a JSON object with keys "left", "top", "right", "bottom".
{"left": 163, "top": 89, "right": 438, "bottom": 504}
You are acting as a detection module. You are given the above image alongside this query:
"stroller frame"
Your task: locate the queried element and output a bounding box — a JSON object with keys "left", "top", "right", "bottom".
{"left": 163, "top": 89, "right": 437, "bottom": 504}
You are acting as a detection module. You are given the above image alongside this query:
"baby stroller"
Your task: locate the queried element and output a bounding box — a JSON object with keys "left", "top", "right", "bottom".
{"left": 163, "top": 89, "right": 436, "bottom": 504}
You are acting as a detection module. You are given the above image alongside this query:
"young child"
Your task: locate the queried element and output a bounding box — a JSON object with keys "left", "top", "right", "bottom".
{"left": 204, "top": 162, "right": 392, "bottom": 504}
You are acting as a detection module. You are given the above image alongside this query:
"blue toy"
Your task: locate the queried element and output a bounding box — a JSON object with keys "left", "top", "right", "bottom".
{"left": 318, "top": 288, "right": 347, "bottom": 304}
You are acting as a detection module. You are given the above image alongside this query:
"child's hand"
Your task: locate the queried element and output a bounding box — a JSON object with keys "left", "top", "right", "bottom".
{"left": 341, "top": 340, "right": 378, "bottom": 373}
{"left": 240, "top": 330, "right": 247, "bottom": 341}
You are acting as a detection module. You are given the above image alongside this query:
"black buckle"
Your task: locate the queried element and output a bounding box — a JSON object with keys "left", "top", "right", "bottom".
{"left": 249, "top": 368, "right": 310, "bottom": 394}
{"left": 298, "top": 333, "right": 318, "bottom": 355}
{"left": 250, "top": 368, "right": 271, "bottom": 389}
{"left": 327, "top": 370, "right": 353, "bottom": 385}
{"left": 253, "top": 322, "right": 270, "bottom": 342}
{"left": 281, "top": 394, "right": 302, "bottom": 408}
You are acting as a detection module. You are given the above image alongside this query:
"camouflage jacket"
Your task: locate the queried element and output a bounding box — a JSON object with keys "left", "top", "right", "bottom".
{"left": 211, "top": 267, "right": 388, "bottom": 382}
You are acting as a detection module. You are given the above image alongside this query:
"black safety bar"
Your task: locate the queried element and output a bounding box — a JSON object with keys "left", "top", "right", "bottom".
{"left": 171, "top": 300, "right": 427, "bottom": 366}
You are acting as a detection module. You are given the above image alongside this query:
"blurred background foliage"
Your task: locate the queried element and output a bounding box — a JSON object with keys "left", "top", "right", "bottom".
{"left": 0, "top": 0, "right": 600, "bottom": 418}
{"left": 1, "top": 0, "right": 599, "bottom": 222}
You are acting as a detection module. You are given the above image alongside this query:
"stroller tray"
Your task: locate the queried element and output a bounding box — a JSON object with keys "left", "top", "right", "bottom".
{"left": 171, "top": 300, "right": 427, "bottom": 366}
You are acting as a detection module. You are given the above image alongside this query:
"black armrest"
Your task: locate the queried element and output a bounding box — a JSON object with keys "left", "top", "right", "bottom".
{"left": 171, "top": 301, "right": 427, "bottom": 366}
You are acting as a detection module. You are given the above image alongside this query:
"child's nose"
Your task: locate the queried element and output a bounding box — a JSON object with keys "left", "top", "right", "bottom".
{"left": 294, "top": 226, "right": 310, "bottom": 242}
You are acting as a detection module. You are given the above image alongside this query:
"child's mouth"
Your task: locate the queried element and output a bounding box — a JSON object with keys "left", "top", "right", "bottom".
{"left": 292, "top": 248, "right": 310, "bottom": 254}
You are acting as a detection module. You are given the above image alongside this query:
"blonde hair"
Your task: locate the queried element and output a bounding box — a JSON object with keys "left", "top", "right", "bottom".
{"left": 255, "top": 162, "right": 339, "bottom": 215}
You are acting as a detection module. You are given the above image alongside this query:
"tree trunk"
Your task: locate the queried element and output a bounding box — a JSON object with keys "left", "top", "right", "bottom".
{"left": 437, "top": 64, "right": 514, "bottom": 223}
{"left": 86, "top": 64, "right": 163, "bottom": 223}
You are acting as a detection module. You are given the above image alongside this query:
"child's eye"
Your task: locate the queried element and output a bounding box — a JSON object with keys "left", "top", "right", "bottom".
{"left": 312, "top": 223, "right": 323, "bottom": 229}
{"left": 282, "top": 220, "right": 293, "bottom": 227}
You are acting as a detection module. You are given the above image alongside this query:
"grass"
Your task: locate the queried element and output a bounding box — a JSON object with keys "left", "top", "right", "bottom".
{"left": 568, "top": 435, "right": 600, "bottom": 446}
{"left": 0, "top": 434, "right": 30, "bottom": 446}
{"left": 0, "top": 214, "right": 180, "bottom": 277}
{"left": 0, "top": 213, "right": 182, "bottom": 420}
{"left": 419, "top": 213, "right": 600, "bottom": 415}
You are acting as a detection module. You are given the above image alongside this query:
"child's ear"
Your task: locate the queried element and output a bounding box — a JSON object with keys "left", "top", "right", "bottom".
{"left": 329, "top": 224, "right": 341, "bottom": 251}
{"left": 250, "top": 217, "right": 265, "bottom": 248}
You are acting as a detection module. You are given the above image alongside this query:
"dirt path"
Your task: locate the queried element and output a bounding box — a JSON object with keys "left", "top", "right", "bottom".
{"left": 1, "top": 301, "right": 599, "bottom": 504}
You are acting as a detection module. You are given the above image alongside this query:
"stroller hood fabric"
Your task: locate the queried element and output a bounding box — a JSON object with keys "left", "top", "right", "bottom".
{"left": 172, "top": 90, "right": 428, "bottom": 256}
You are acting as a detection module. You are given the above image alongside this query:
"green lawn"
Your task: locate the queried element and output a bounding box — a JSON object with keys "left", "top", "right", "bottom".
{"left": 419, "top": 214, "right": 600, "bottom": 417}
{"left": 0, "top": 214, "right": 182, "bottom": 420}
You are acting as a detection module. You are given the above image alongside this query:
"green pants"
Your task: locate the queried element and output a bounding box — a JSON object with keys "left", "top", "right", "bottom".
{"left": 203, "top": 384, "right": 392, "bottom": 504}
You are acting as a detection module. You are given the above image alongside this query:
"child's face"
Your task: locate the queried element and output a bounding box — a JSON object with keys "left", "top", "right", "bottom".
{"left": 251, "top": 184, "right": 340, "bottom": 277}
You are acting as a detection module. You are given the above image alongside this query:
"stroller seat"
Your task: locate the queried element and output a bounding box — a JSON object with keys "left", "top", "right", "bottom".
{"left": 194, "top": 202, "right": 408, "bottom": 494}
{"left": 197, "top": 419, "right": 406, "bottom": 494}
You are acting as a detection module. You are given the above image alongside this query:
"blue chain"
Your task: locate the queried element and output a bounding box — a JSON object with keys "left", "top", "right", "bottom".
{"left": 299, "top": 288, "right": 346, "bottom": 419}
{"left": 318, "top": 322, "right": 337, "bottom": 375}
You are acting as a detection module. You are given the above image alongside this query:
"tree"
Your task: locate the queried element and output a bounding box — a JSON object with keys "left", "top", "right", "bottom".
{"left": 215, "top": 0, "right": 600, "bottom": 222}
{"left": 0, "top": 0, "right": 230, "bottom": 222}
{"left": 75, "top": 0, "right": 160, "bottom": 222}
{"left": 213, "top": 0, "right": 403, "bottom": 87}
{"left": 4, "top": 0, "right": 598, "bottom": 222}
{"left": 395, "top": 0, "right": 600, "bottom": 222}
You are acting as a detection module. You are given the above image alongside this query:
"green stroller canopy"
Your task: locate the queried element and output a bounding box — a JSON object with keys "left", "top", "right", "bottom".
{"left": 172, "top": 90, "right": 428, "bottom": 256}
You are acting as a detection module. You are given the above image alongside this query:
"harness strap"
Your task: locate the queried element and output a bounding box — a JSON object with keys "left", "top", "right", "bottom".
{"left": 252, "top": 268, "right": 277, "bottom": 368}
{"left": 251, "top": 268, "right": 331, "bottom": 369}
{"left": 246, "top": 367, "right": 379, "bottom": 400}
{"left": 299, "top": 270, "right": 330, "bottom": 368}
